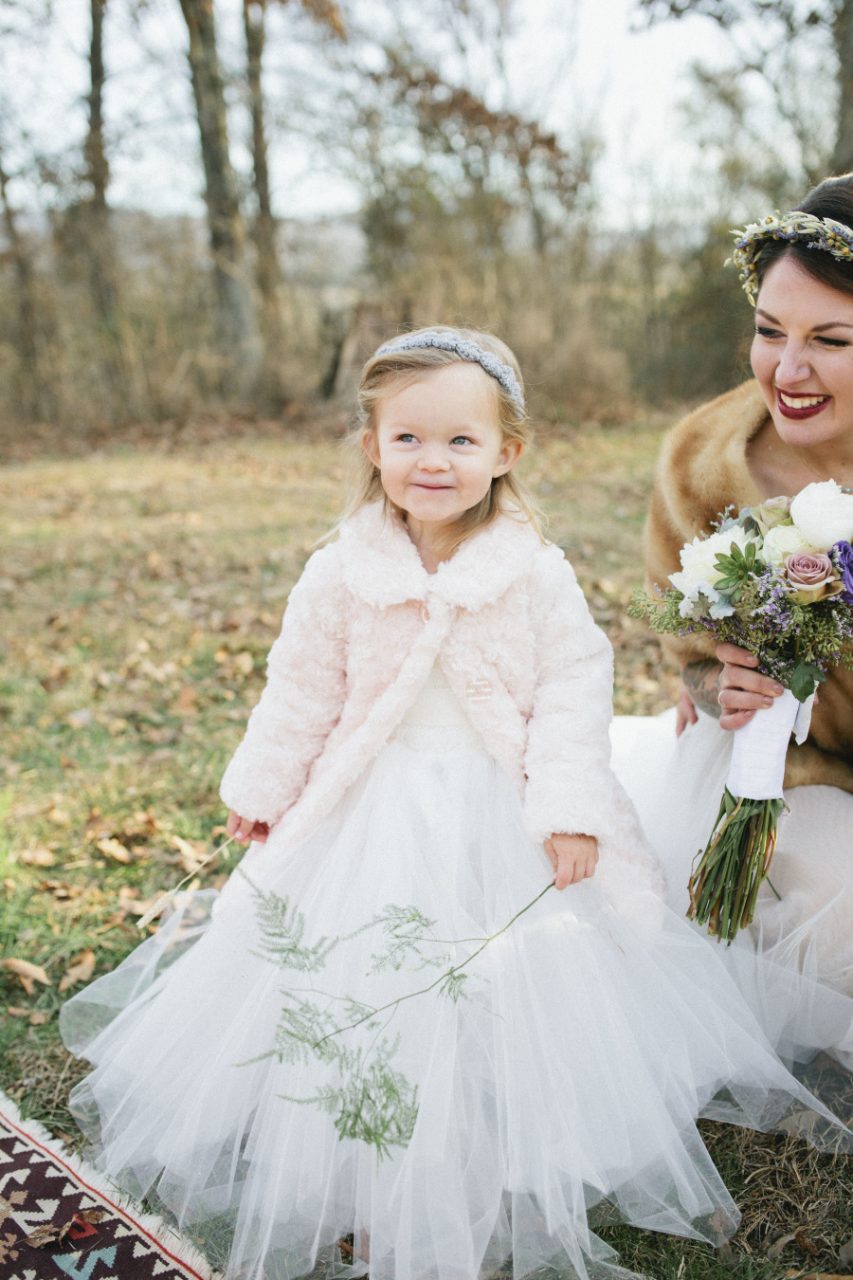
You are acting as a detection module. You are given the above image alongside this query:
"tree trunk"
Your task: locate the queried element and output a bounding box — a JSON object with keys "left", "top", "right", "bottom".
{"left": 833, "top": 0, "right": 853, "bottom": 173}
{"left": 84, "top": 0, "right": 135, "bottom": 421}
{"left": 243, "top": 0, "right": 288, "bottom": 409}
{"left": 179, "top": 0, "right": 254, "bottom": 382}
{"left": 0, "top": 153, "right": 56, "bottom": 421}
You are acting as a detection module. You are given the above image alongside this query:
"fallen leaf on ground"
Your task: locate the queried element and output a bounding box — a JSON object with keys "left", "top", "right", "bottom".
{"left": 58, "top": 949, "right": 96, "bottom": 992}
{"left": 95, "top": 836, "right": 132, "bottom": 863}
{"left": 19, "top": 847, "right": 56, "bottom": 867}
{"left": 25, "top": 1208, "right": 107, "bottom": 1249}
{"left": 1, "top": 958, "right": 51, "bottom": 995}
{"left": 170, "top": 834, "right": 206, "bottom": 872}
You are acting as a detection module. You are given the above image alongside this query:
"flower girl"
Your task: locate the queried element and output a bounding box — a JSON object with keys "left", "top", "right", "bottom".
{"left": 62, "top": 327, "right": 845, "bottom": 1280}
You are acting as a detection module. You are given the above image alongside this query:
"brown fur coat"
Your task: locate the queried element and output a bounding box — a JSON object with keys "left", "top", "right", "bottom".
{"left": 645, "top": 379, "right": 853, "bottom": 793}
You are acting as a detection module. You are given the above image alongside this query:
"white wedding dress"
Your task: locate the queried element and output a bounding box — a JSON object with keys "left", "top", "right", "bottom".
{"left": 62, "top": 667, "right": 847, "bottom": 1280}
{"left": 610, "top": 708, "right": 853, "bottom": 1070}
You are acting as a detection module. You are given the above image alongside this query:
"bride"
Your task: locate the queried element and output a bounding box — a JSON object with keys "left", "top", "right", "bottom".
{"left": 611, "top": 173, "right": 853, "bottom": 1069}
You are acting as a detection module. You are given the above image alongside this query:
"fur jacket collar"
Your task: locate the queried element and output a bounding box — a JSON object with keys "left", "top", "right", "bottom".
{"left": 337, "top": 502, "right": 543, "bottom": 610}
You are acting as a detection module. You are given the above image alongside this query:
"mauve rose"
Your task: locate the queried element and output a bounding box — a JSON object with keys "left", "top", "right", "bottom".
{"left": 834, "top": 540, "right": 853, "bottom": 603}
{"left": 785, "top": 552, "right": 834, "bottom": 585}
{"left": 784, "top": 551, "right": 842, "bottom": 604}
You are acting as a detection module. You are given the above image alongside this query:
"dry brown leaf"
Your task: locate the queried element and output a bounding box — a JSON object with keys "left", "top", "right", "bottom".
{"left": 95, "top": 836, "right": 132, "bottom": 864}
{"left": 176, "top": 685, "right": 197, "bottom": 713}
{"left": 19, "top": 846, "right": 56, "bottom": 867}
{"left": 93, "top": 909, "right": 129, "bottom": 933}
{"left": 784, "top": 1273, "right": 853, "bottom": 1279}
{"left": 46, "top": 804, "right": 71, "bottom": 826}
{"left": 170, "top": 833, "right": 206, "bottom": 873}
{"left": 58, "top": 949, "right": 96, "bottom": 992}
{"left": 37, "top": 880, "right": 83, "bottom": 899}
{"left": 1, "top": 957, "right": 51, "bottom": 995}
{"left": 25, "top": 1208, "right": 107, "bottom": 1249}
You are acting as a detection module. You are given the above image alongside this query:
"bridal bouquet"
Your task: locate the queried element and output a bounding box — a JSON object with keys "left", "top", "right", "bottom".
{"left": 630, "top": 480, "right": 853, "bottom": 943}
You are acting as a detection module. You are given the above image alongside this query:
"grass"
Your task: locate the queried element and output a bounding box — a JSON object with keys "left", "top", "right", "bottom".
{"left": 1, "top": 416, "right": 850, "bottom": 1280}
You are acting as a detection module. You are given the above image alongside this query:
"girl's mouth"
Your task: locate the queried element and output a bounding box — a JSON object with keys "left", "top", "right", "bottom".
{"left": 775, "top": 388, "right": 831, "bottom": 420}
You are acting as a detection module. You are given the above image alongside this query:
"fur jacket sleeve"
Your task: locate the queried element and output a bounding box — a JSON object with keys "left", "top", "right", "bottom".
{"left": 645, "top": 380, "right": 853, "bottom": 792}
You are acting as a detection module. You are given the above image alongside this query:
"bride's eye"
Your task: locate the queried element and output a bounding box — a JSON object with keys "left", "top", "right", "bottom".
{"left": 816, "top": 336, "right": 850, "bottom": 348}
{"left": 754, "top": 326, "right": 782, "bottom": 339}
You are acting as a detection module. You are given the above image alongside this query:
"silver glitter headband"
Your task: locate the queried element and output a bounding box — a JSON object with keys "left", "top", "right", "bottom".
{"left": 375, "top": 330, "right": 525, "bottom": 412}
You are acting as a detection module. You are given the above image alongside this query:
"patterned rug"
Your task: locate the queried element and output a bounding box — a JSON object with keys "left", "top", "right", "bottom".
{"left": 0, "top": 1092, "right": 218, "bottom": 1280}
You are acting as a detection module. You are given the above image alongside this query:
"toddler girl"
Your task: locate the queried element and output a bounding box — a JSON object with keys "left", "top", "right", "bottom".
{"left": 62, "top": 327, "right": 843, "bottom": 1280}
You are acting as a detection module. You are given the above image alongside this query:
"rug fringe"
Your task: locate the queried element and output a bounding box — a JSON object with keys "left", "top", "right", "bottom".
{"left": 0, "top": 1090, "right": 221, "bottom": 1279}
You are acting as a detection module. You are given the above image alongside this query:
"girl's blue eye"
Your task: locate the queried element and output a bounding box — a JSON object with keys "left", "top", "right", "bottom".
{"left": 451, "top": 435, "right": 473, "bottom": 445}
{"left": 397, "top": 433, "right": 417, "bottom": 443}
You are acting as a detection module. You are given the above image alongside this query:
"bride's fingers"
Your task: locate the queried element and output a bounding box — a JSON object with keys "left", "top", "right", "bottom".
{"left": 715, "top": 642, "right": 758, "bottom": 667}
{"left": 720, "top": 708, "right": 756, "bottom": 730}
{"left": 718, "top": 685, "right": 776, "bottom": 711}
{"left": 719, "top": 662, "right": 783, "bottom": 698}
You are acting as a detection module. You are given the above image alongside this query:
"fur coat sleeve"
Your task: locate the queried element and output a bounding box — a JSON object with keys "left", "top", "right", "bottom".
{"left": 523, "top": 549, "right": 660, "bottom": 885}
{"left": 219, "top": 545, "right": 347, "bottom": 824}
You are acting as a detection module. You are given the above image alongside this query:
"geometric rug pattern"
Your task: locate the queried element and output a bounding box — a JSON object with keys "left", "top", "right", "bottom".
{"left": 0, "top": 1092, "right": 218, "bottom": 1280}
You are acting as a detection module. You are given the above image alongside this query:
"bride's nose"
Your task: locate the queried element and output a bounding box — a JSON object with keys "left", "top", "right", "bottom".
{"left": 774, "top": 340, "right": 812, "bottom": 385}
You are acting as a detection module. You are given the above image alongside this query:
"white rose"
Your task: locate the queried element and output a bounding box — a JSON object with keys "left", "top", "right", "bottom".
{"left": 790, "top": 479, "right": 853, "bottom": 549}
{"left": 762, "top": 522, "right": 817, "bottom": 568}
{"left": 669, "top": 526, "right": 756, "bottom": 598}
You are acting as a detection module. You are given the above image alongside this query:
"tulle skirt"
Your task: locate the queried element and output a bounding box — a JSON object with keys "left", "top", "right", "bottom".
{"left": 62, "top": 719, "right": 847, "bottom": 1280}
{"left": 610, "top": 709, "right": 853, "bottom": 1070}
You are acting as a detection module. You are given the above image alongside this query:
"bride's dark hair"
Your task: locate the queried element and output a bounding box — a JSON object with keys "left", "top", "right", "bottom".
{"left": 755, "top": 172, "right": 853, "bottom": 297}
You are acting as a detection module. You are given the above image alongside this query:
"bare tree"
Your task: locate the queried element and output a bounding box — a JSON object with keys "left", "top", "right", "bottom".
{"left": 636, "top": 0, "right": 853, "bottom": 179}
{"left": 0, "top": 143, "right": 56, "bottom": 419}
{"left": 78, "top": 0, "right": 140, "bottom": 419}
{"left": 178, "top": 0, "right": 254, "bottom": 383}
{"left": 241, "top": 0, "right": 345, "bottom": 409}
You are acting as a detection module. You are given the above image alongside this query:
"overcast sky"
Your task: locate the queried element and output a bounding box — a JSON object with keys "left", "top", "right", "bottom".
{"left": 1, "top": 0, "right": 734, "bottom": 223}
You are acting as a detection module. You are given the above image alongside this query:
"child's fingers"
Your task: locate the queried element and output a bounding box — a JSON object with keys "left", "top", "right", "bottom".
{"left": 253, "top": 822, "right": 270, "bottom": 844}
{"left": 226, "top": 811, "right": 257, "bottom": 843}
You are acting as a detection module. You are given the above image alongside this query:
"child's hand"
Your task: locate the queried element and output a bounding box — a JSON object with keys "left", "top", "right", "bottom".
{"left": 226, "top": 810, "right": 270, "bottom": 845}
{"left": 545, "top": 833, "right": 598, "bottom": 889}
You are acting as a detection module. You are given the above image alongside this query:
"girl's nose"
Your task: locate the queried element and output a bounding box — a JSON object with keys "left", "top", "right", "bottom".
{"left": 774, "top": 341, "right": 812, "bottom": 385}
{"left": 420, "top": 447, "right": 450, "bottom": 471}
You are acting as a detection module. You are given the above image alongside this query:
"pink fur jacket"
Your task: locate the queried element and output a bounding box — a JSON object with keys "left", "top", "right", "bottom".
{"left": 220, "top": 503, "right": 663, "bottom": 890}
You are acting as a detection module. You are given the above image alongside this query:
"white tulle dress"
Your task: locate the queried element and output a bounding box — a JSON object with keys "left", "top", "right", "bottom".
{"left": 610, "top": 709, "right": 853, "bottom": 1071}
{"left": 61, "top": 667, "right": 847, "bottom": 1280}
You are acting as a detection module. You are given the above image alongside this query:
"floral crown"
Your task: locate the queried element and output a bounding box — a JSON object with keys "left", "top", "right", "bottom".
{"left": 728, "top": 210, "right": 853, "bottom": 304}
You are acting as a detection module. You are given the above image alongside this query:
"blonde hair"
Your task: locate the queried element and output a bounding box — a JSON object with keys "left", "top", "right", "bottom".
{"left": 341, "top": 325, "right": 543, "bottom": 559}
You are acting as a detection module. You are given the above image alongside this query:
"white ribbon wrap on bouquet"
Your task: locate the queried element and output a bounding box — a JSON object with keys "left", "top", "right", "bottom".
{"left": 726, "top": 689, "right": 815, "bottom": 801}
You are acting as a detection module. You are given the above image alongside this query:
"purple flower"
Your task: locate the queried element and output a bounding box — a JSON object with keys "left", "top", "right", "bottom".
{"left": 834, "top": 540, "right": 853, "bottom": 604}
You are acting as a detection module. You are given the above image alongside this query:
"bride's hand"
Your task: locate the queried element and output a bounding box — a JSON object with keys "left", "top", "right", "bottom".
{"left": 675, "top": 688, "right": 698, "bottom": 736}
{"left": 715, "top": 643, "right": 785, "bottom": 731}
